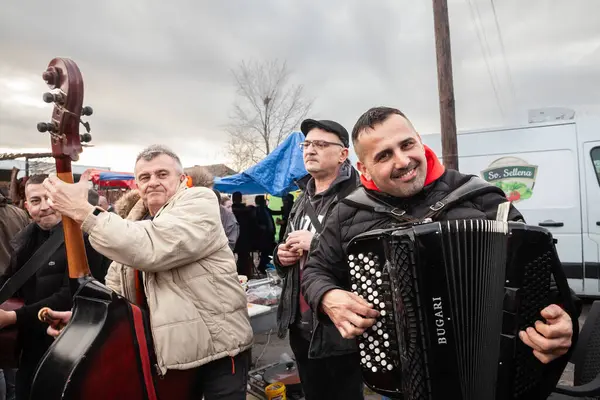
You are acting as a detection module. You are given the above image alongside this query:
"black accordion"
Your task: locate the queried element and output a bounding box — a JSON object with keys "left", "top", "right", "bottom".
{"left": 346, "top": 220, "right": 573, "bottom": 400}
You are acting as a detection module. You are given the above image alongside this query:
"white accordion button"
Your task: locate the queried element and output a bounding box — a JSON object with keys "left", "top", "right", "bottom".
{"left": 360, "top": 350, "right": 365, "bottom": 356}
{"left": 375, "top": 356, "right": 381, "bottom": 362}
{"left": 361, "top": 357, "right": 366, "bottom": 364}
{"left": 348, "top": 255, "right": 355, "bottom": 261}
{"left": 375, "top": 348, "right": 380, "bottom": 354}
{"left": 374, "top": 340, "right": 380, "bottom": 346}
{"left": 352, "top": 284, "right": 357, "bottom": 290}
{"left": 372, "top": 366, "right": 377, "bottom": 372}
{"left": 367, "top": 362, "right": 372, "bottom": 368}
{"left": 376, "top": 279, "right": 382, "bottom": 285}
{"left": 383, "top": 333, "right": 389, "bottom": 340}
{"left": 370, "top": 268, "right": 376, "bottom": 274}
{"left": 358, "top": 253, "right": 364, "bottom": 259}
{"left": 366, "top": 355, "right": 371, "bottom": 361}
{"left": 376, "top": 271, "right": 382, "bottom": 278}
{"left": 366, "top": 279, "right": 372, "bottom": 286}
{"left": 368, "top": 295, "right": 374, "bottom": 301}
{"left": 367, "top": 287, "right": 373, "bottom": 293}
{"left": 359, "top": 343, "right": 364, "bottom": 349}
{"left": 380, "top": 352, "right": 386, "bottom": 358}
{"left": 369, "top": 260, "right": 375, "bottom": 266}
{"left": 369, "top": 344, "right": 374, "bottom": 350}
{"left": 373, "top": 290, "right": 378, "bottom": 297}
{"left": 381, "top": 359, "right": 387, "bottom": 366}
{"left": 384, "top": 341, "right": 390, "bottom": 347}
{"left": 377, "top": 329, "right": 383, "bottom": 336}
{"left": 374, "top": 299, "right": 379, "bottom": 305}
{"left": 387, "top": 364, "right": 393, "bottom": 371}
{"left": 361, "top": 276, "right": 366, "bottom": 282}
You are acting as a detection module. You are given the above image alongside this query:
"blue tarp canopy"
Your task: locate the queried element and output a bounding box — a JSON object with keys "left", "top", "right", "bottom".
{"left": 214, "top": 131, "right": 308, "bottom": 196}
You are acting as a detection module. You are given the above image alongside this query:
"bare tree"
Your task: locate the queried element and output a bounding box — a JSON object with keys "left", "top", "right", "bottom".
{"left": 227, "top": 60, "right": 313, "bottom": 169}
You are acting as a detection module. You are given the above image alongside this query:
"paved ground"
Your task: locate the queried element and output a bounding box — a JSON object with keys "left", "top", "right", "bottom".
{"left": 247, "top": 301, "right": 592, "bottom": 399}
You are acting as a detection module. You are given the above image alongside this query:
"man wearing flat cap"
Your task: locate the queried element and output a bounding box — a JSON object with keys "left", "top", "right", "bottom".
{"left": 273, "top": 118, "right": 364, "bottom": 399}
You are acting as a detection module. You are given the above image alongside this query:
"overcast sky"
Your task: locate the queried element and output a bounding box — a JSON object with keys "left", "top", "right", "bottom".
{"left": 1, "top": 0, "right": 598, "bottom": 172}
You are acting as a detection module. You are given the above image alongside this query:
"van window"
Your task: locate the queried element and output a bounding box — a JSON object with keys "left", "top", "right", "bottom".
{"left": 592, "top": 147, "right": 600, "bottom": 186}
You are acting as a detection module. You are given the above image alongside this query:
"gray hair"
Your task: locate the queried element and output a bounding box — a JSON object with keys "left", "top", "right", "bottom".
{"left": 135, "top": 144, "right": 184, "bottom": 173}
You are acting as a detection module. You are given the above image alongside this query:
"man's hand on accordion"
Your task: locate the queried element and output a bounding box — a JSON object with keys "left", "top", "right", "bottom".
{"left": 518, "top": 304, "right": 573, "bottom": 364}
{"left": 321, "top": 289, "right": 380, "bottom": 339}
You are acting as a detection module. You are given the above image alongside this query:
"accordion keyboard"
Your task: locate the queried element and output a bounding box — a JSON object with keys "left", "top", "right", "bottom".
{"left": 348, "top": 252, "right": 399, "bottom": 374}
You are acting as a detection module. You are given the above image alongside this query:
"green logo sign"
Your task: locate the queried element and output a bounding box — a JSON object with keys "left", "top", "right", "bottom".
{"left": 481, "top": 157, "right": 538, "bottom": 202}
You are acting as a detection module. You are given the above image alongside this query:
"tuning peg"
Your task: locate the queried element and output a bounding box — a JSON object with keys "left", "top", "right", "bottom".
{"left": 37, "top": 122, "right": 57, "bottom": 133}
{"left": 80, "top": 133, "right": 92, "bottom": 143}
{"left": 81, "top": 106, "right": 93, "bottom": 116}
{"left": 42, "top": 92, "right": 65, "bottom": 105}
{"left": 42, "top": 92, "right": 54, "bottom": 103}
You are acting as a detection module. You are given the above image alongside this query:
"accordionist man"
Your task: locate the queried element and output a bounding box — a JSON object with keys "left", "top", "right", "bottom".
{"left": 301, "top": 106, "right": 580, "bottom": 394}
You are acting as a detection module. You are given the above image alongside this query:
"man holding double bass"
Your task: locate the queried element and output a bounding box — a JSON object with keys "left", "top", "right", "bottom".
{"left": 41, "top": 144, "right": 253, "bottom": 399}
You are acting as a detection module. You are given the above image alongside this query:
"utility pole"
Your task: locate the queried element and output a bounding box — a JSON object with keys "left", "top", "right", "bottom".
{"left": 432, "top": 0, "right": 459, "bottom": 170}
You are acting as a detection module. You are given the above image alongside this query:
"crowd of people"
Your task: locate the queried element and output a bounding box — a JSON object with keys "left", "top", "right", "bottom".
{"left": 0, "top": 105, "right": 582, "bottom": 400}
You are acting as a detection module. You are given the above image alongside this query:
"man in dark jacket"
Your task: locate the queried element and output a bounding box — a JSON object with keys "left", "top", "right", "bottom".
{"left": 273, "top": 119, "right": 362, "bottom": 400}
{"left": 0, "top": 174, "right": 108, "bottom": 400}
{"left": 301, "top": 107, "right": 578, "bottom": 394}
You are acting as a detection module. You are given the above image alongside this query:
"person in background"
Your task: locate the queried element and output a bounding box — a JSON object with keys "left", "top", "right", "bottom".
{"left": 273, "top": 119, "right": 362, "bottom": 400}
{"left": 254, "top": 195, "right": 276, "bottom": 273}
{"left": 0, "top": 189, "right": 29, "bottom": 400}
{"left": 0, "top": 174, "right": 108, "bottom": 400}
{"left": 97, "top": 195, "right": 113, "bottom": 212}
{"left": 213, "top": 189, "right": 239, "bottom": 252}
{"left": 231, "top": 192, "right": 257, "bottom": 277}
{"left": 272, "top": 193, "right": 295, "bottom": 243}
{"left": 222, "top": 196, "right": 233, "bottom": 211}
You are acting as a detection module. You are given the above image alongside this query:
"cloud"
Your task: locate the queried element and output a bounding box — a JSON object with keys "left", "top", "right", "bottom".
{"left": 0, "top": 0, "right": 598, "bottom": 171}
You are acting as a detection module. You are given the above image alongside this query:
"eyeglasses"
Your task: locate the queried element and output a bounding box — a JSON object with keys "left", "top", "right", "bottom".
{"left": 299, "top": 140, "right": 344, "bottom": 150}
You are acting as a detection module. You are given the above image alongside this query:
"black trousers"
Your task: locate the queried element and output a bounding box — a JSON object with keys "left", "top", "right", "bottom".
{"left": 191, "top": 349, "right": 250, "bottom": 399}
{"left": 289, "top": 328, "right": 364, "bottom": 400}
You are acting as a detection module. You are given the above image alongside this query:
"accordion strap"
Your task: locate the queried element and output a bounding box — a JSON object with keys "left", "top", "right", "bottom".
{"left": 343, "top": 176, "right": 498, "bottom": 223}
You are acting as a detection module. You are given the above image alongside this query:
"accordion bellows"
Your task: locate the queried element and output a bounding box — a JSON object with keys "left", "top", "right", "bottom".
{"left": 347, "top": 220, "right": 568, "bottom": 400}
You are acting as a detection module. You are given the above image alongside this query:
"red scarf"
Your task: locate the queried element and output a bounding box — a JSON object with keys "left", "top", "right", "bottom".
{"left": 359, "top": 145, "right": 445, "bottom": 192}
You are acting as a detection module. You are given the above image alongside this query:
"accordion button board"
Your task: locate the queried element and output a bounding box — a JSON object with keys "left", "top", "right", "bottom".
{"left": 349, "top": 252, "right": 397, "bottom": 374}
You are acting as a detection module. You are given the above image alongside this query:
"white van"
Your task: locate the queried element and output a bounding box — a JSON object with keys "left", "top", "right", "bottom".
{"left": 421, "top": 118, "right": 600, "bottom": 297}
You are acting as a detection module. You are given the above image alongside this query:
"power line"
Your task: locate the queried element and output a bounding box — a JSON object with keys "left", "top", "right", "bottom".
{"left": 490, "top": 0, "right": 518, "bottom": 107}
{"left": 465, "top": 0, "right": 506, "bottom": 119}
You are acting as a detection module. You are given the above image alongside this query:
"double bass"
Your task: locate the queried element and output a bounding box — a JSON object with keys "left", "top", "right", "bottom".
{"left": 29, "top": 58, "right": 194, "bottom": 399}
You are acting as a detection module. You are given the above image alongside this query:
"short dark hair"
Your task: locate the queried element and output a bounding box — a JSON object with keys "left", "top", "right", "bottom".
{"left": 232, "top": 191, "right": 242, "bottom": 204}
{"left": 351, "top": 107, "right": 409, "bottom": 146}
{"left": 25, "top": 174, "right": 49, "bottom": 188}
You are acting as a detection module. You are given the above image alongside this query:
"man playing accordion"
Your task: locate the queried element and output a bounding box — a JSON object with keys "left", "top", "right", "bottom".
{"left": 301, "top": 106, "right": 580, "bottom": 398}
